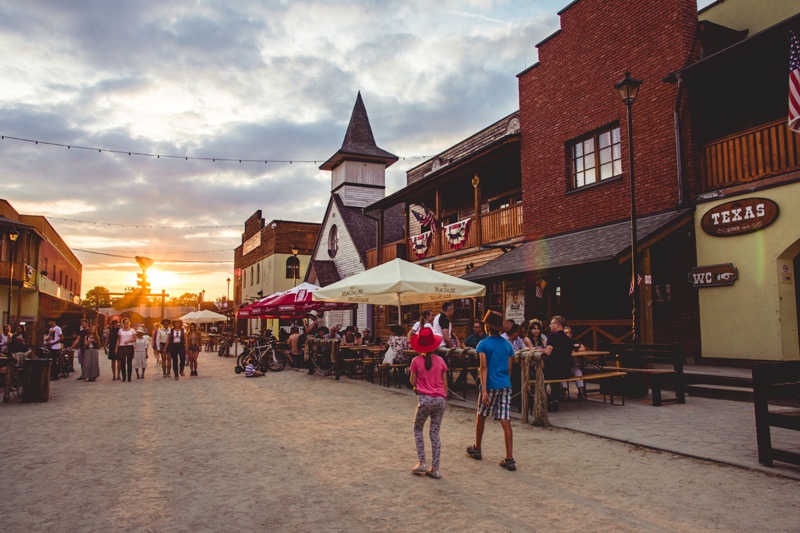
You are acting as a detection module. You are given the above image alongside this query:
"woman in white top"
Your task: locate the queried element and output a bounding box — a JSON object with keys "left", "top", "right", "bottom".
{"left": 115, "top": 318, "right": 137, "bottom": 382}
{"left": 407, "top": 310, "right": 433, "bottom": 340}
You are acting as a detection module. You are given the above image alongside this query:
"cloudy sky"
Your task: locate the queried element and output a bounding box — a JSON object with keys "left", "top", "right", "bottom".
{"left": 0, "top": 0, "right": 713, "bottom": 301}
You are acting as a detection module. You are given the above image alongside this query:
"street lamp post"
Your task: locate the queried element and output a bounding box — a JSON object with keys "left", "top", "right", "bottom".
{"left": 615, "top": 70, "right": 642, "bottom": 341}
{"left": 291, "top": 245, "right": 299, "bottom": 288}
{"left": 226, "top": 277, "right": 231, "bottom": 301}
{"left": 6, "top": 228, "right": 19, "bottom": 327}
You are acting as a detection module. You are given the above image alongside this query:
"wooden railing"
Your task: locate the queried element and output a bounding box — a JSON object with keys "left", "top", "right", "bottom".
{"left": 366, "top": 240, "right": 407, "bottom": 269}
{"left": 439, "top": 218, "right": 479, "bottom": 254}
{"left": 0, "top": 262, "right": 36, "bottom": 286}
{"left": 702, "top": 119, "right": 800, "bottom": 190}
{"left": 568, "top": 319, "right": 634, "bottom": 351}
{"left": 481, "top": 204, "right": 523, "bottom": 244}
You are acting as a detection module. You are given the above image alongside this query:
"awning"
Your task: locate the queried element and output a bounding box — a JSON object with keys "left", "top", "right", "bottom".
{"left": 463, "top": 209, "right": 693, "bottom": 281}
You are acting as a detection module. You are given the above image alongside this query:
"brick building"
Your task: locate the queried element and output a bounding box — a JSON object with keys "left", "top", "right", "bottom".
{"left": 1, "top": 198, "right": 85, "bottom": 341}
{"left": 232, "top": 213, "right": 320, "bottom": 336}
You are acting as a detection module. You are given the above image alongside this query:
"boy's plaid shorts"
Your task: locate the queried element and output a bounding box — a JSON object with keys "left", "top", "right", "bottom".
{"left": 477, "top": 387, "right": 511, "bottom": 420}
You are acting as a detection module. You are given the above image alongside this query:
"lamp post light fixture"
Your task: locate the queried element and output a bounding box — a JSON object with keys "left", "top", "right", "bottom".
{"left": 291, "top": 244, "right": 300, "bottom": 287}
{"left": 6, "top": 228, "right": 19, "bottom": 327}
{"left": 226, "top": 277, "right": 231, "bottom": 301}
{"left": 615, "top": 70, "right": 642, "bottom": 341}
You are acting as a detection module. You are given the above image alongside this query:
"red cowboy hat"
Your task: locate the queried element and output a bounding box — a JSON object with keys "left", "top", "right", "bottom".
{"left": 409, "top": 327, "right": 442, "bottom": 353}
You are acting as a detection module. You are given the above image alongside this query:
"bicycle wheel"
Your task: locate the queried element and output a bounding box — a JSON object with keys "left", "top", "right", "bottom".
{"left": 266, "top": 348, "right": 287, "bottom": 372}
{"left": 218, "top": 343, "right": 229, "bottom": 358}
{"left": 237, "top": 349, "right": 254, "bottom": 370}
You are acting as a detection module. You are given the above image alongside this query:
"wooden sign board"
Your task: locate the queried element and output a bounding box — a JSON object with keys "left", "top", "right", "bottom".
{"left": 701, "top": 198, "right": 778, "bottom": 237}
{"left": 689, "top": 264, "right": 738, "bottom": 288}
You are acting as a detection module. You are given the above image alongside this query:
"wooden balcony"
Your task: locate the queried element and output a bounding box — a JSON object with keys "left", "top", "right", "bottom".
{"left": 0, "top": 262, "right": 36, "bottom": 286}
{"left": 481, "top": 204, "right": 523, "bottom": 244}
{"left": 368, "top": 204, "right": 524, "bottom": 265}
{"left": 365, "top": 240, "right": 407, "bottom": 269}
{"left": 702, "top": 118, "right": 800, "bottom": 191}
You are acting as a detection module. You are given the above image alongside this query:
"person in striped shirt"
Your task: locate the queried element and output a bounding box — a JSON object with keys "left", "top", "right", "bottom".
{"left": 244, "top": 362, "right": 263, "bottom": 377}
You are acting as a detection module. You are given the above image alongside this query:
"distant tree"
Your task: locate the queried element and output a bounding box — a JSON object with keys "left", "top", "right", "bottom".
{"left": 113, "top": 288, "right": 145, "bottom": 310}
{"left": 83, "top": 286, "right": 112, "bottom": 308}
{"left": 167, "top": 292, "right": 199, "bottom": 307}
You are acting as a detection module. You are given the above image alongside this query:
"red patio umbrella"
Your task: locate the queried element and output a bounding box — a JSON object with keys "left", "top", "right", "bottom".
{"left": 237, "top": 282, "right": 356, "bottom": 319}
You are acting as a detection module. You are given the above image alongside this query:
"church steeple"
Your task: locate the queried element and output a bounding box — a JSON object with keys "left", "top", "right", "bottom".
{"left": 319, "top": 92, "right": 398, "bottom": 171}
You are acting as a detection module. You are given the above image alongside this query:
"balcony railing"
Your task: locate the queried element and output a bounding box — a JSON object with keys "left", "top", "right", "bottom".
{"left": 369, "top": 204, "right": 524, "bottom": 265}
{"left": 366, "top": 240, "right": 407, "bottom": 269}
{"left": 481, "top": 204, "right": 523, "bottom": 244}
{"left": 0, "top": 262, "right": 37, "bottom": 287}
{"left": 702, "top": 118, "right": 800, "bottom": 190}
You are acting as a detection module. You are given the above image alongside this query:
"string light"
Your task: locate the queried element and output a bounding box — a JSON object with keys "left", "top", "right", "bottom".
{"left": 74, "top": 249, "right": 232, "bottom": 263}
{"left": 0, "top": 134, "right": 431, "bottom": 164}
{"left": 79, "top": 248, "right": 232, "bottom": 254}
{"left": 45, "top": 216, "right": 240, "bottom": 229}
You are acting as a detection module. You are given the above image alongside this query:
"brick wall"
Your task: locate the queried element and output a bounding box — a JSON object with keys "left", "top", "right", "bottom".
{"left": 518, "top": 0, "right": 698, "bottom": 238}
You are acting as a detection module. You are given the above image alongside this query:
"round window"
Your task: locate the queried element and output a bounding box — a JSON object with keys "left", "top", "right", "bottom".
{"left": 328, "top": 225, "right": 339, "bottom": 258}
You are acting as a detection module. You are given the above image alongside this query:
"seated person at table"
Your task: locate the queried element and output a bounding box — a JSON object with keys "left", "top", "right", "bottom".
{"left": 341, "top": 326, "right": 361, "bottom": 346}
{"left": 288, "top": 326, "right": 301, "bottom": 367}
{"left": 524, "top": 318, "right": 547, "bottom": 349}
{"left": 563, "top": 326, "right": 587, "bottom": 400}
{"left": 361, "top": 328, "right": 374, "bottom": 345}
{"left": 501, "top": 323, "right": 526, "bottom": 351}
{"left": 461, "top": 321, "right": 487, "bottom": 349}
{"left": 539, "top": 316, "right": 578, "bottom": 407}
{"left": 384, "top": 325, "right": 410, "bottom": 364}
{"left": 455, "top": 321, "right": 486, "bottom": 387}
{"left": 407, "top": 310, "right": 434, "bottom": 340}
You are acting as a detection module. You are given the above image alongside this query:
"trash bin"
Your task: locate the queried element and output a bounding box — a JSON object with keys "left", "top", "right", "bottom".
{"left": 22, "top": 358, "right": 51, "bottom": 403}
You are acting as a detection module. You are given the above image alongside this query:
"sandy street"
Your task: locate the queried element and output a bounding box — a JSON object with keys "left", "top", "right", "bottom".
{"left": 1, "top": 351, "right": 798, "bottom": 532}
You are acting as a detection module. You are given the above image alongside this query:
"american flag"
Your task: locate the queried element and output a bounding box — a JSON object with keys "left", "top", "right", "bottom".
{"left": 535, "top": 279, "right": 547, "bottom": 299}
{"left": 629, "top": 274, "right": 643, "bottom": 296}
{"left": 412, "top": 206, "right": 437, "bottom": 232}
{"left": 790, "top": 31, "right": 800, "bottom": 133}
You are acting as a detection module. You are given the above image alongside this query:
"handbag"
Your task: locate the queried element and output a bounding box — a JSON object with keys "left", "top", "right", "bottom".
{"left": 382, "top": 346, "right": 396, "bottom": 365}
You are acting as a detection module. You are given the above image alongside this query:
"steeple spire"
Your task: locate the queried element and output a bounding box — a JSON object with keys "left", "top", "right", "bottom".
{"left": 320, "top": 92, "right": 398, "bottom": 171}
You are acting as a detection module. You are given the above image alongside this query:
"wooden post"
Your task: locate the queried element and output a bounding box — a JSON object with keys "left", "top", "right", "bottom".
{"left": 404, "top": 203, "right": 410, "bottom": 257}
{"left": 641, "top": 248, "right": 654, "bottom": 343}
{"left": 473, "top": 173, "right": 482, "bottom": 245}
{"left": 435, "top": 189, "right": 441, "bottom": 255}
{"left": 377, "top": 209, "right": 384, "bottom": 265}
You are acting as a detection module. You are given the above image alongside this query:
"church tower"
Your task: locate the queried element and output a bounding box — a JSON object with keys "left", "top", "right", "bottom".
{"left": 319, "top": 92, "right": 398, "bottom": 208}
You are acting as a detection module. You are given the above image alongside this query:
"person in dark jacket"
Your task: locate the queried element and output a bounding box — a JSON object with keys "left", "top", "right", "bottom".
{"left": 166, "top": 320, "right": 187, "bottom": 380}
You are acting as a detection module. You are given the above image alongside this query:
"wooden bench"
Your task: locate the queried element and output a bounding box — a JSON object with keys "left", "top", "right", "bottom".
{"left": 529, "top": 372, "right": 627, "bottom": 412}
{"left": 379, "top": 363, "right": 410, "bottom": 388}
{"left": 753, "top": 362, "right": 800, "bottom": 467}
{"left": 598, "top": 343, "right": 685, "bottom": 406}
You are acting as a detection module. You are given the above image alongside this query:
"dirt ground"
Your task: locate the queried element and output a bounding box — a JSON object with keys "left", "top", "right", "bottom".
{"left": 1, "top": 350, "right": 798, "bottom": 532}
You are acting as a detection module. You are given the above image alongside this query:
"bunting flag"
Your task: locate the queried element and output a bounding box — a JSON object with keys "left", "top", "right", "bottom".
{"left": 789, "top": 31, "right": 800, "bottom": 133}
{"left": 535, "top": 279, "right": 547, "bottom": 299}
{"left": 412, "top": 206, "right": 438, "bottom": 232}
{"left": 443, "top": 219, "right": 471, "bottom": 249}
{"left": 409, "top": 231, "right": 433, "bottom": 259}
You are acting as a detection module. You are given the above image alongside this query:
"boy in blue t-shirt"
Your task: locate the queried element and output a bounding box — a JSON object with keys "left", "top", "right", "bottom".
{"left": 466, "top": 310, "right": 516, "bottom": 471}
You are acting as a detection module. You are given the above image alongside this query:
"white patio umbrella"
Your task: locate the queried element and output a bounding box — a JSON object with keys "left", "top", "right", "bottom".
{"left": 179, "top": 310, "right": 200, "bottom": 322}
{"left": 312, "top": 258, "right": 486, "bottom": 316}
{"left": 183, "top": 309, "right": 228, "bottom": 324}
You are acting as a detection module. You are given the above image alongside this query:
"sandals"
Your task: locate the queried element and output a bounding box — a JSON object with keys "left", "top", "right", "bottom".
{"left": 500, "top": 458, "right": 517, "bottom": 471}
{"left": 466, "top": 445, "right": 482, "bottom": 460}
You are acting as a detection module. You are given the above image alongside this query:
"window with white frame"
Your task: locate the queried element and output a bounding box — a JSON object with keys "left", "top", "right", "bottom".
{"left": 571, "top": 125, "right": 622, "bottom": 188}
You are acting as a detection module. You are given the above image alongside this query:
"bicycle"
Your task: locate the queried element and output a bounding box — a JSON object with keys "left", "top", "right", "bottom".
{"left": 38, "top": 346, "right": 70, "bottom": 379}
{"left": 234, "top": 331, "right": 287, "bottom": 373}
{"left": 218, "top": 333, "right": 235, "bottom": 358}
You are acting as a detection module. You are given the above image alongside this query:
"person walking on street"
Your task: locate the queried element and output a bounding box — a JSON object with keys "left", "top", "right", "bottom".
{"left": 409, "top": 327, "right": 448, "bottom": 480}
{"left": 157, "top": 319, "right": 171, "bottom": 377}
{"left": 116, "top": 318, "right": 136, "bottom": 382}
{"left": 466, "top": 310, "right": 516, "bottom": 472}
{"left": 70, "top": 319, "right": 89, "bottom": 380}
{"left": 133, "top": 327, "right": 149, "bottom": 379}
{"left": 166, "top": 320, "right": 187, "bottom": 380}
{"left": 150, "top": 322, "right": 162, "bottom": 366}
{"left": 105, "top": 319, "right": 122, "bottom": 380}
{"left": 82, "top": 325, "right": 101, "bottom": 382}
{"left": 186, "top": 323, "right": 202, "bottom": 376}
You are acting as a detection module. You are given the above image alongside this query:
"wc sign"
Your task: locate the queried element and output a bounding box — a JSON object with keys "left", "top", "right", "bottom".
{"left": 689, "top": 264, "right": 738, "bottom": 288}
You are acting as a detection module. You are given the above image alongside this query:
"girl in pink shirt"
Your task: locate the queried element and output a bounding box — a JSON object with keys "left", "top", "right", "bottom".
{"left": 409, "top": 328, "right": 448, "bottom": 479}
